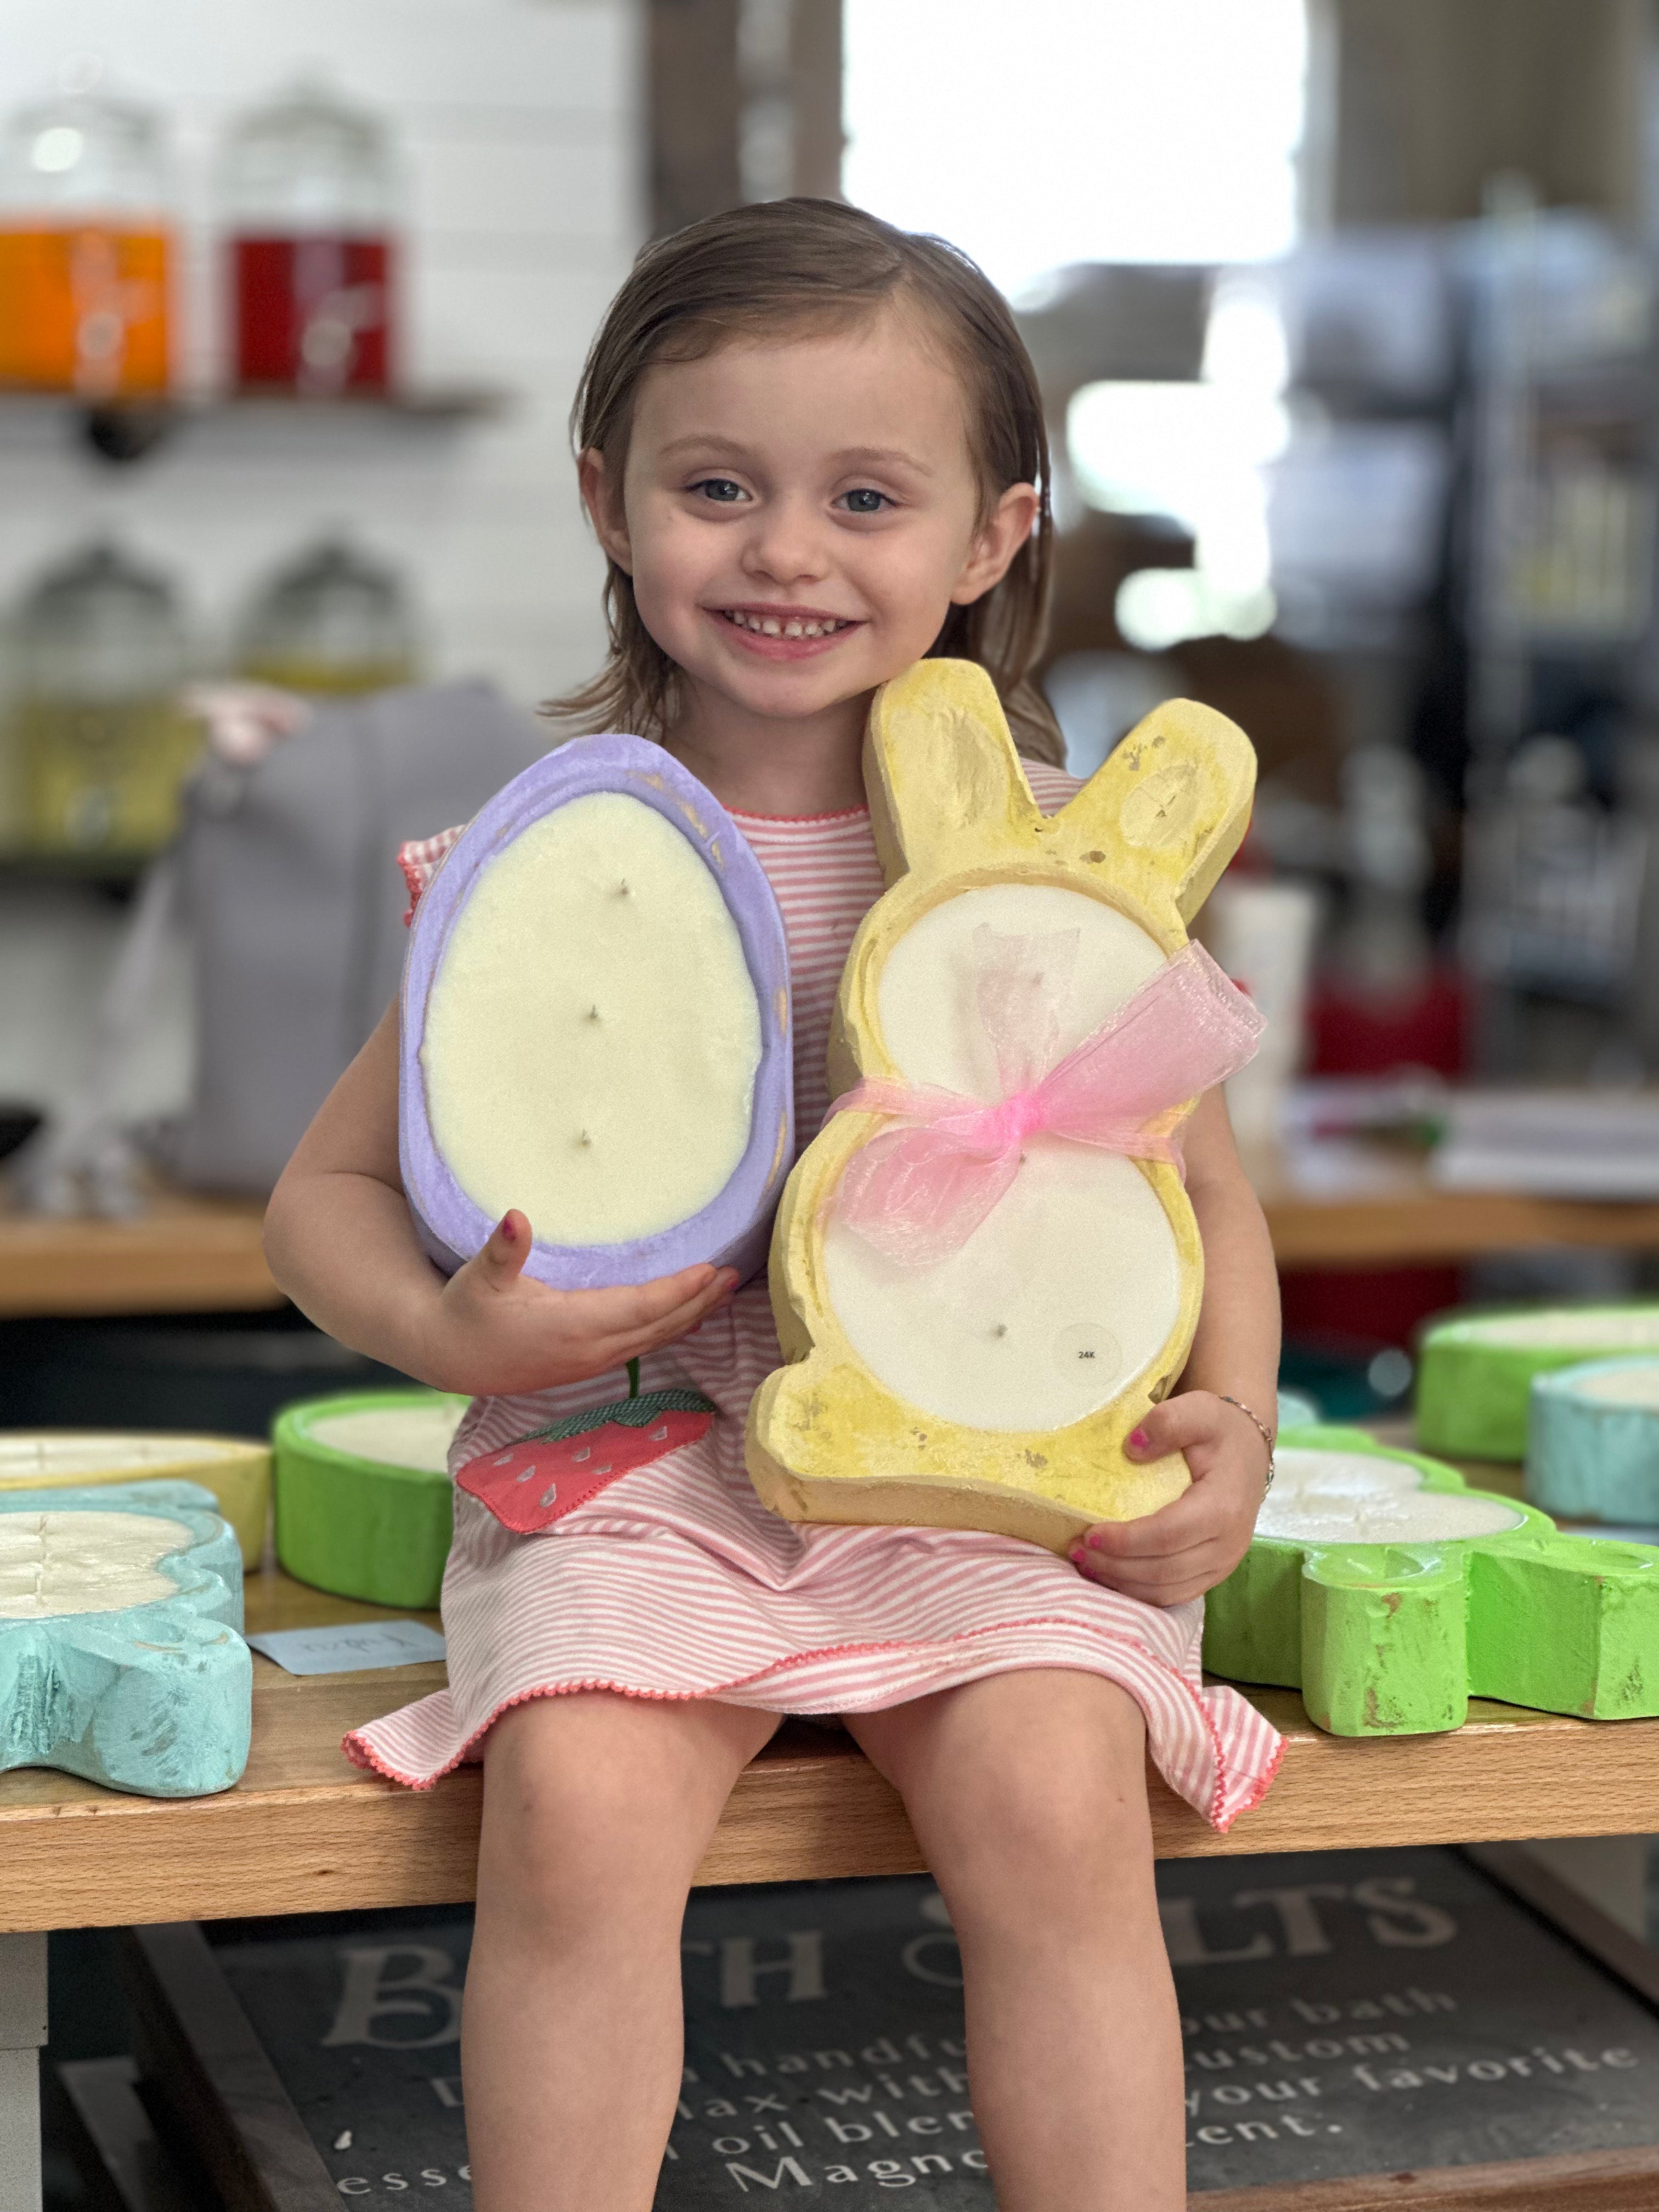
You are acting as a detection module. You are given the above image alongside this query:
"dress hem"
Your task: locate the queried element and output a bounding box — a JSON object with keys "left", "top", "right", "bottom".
{"left": 341, "top": 1612, "right": 1282, "bottom": 1832}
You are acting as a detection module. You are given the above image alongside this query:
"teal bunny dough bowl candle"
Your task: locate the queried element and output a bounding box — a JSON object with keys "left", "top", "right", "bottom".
{"left": 0, "top": 1477, "right": 250, "bottom": 1797}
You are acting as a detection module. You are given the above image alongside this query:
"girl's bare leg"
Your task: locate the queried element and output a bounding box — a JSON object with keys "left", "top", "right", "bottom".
{"left": 462, "top": 1691, "right": 780, "bottom": 2212}
{"left": 848, "top": 1671, "right": 1183, "bottom": 2212}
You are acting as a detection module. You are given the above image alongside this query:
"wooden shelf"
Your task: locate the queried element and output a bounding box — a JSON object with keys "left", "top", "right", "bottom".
{"left": 12, "top": 1163, "right": 1659, "bottom": 1318}
{"left": 0, "top": 384, "right": 510, "bottom": 464}
{"left": 0, "top": 1190, "right": 281, "bottom": 1319}
{"left": 0, "top": 1553, "right": 1655, "bottom": 1934}
{"left": 1259, "top": 1172, "right": 1659, "bottom": 1269}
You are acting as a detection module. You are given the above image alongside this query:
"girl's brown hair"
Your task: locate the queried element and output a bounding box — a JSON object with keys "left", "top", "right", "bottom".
{"left": 548, "top": 196, "right": 1063, "bottom": 766}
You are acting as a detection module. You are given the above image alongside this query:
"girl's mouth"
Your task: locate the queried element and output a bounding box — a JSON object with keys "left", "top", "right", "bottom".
{"left": 710, "top": 606, "right": 861, "bottom": 658}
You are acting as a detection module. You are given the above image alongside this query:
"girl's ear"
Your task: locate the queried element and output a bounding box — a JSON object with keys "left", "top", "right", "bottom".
{"left": 579, "top": 449, "right": 633, "bottom": 574}
{"left": 949, "top": 481, "right": 1040, "bottom": 607}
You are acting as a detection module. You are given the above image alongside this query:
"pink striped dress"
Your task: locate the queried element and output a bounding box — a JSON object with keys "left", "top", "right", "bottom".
{"left": 344, "top": 763, "right": 1283, "bottom": 1831}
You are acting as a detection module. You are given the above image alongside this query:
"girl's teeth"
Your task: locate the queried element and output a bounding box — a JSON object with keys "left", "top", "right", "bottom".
{"left": 726, "top": 611, "right": 845, "bottom": 636}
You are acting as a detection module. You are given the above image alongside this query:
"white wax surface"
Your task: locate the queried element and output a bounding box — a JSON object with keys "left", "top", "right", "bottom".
{"left": 0, "top": 1435, "right": 232, "bottom": 1479}
{"left": 831, "top": 882, "right": 1182, "bottom": 1431}
{"left": 308, "top": 1404, "right": 466, "bottom": 1473}
{"left": 0, "top": 1511, "right": 190, "bottom": 1619}
{"left": 877, "top": 883, "right": 1167, "bottom": 1092}
{"left": 1572, "top": 1364, "right": 1659, "bottom": 1408}
{"left": 824, "top": 1140, "right": 1182, "bottom": 1431}
{"left": 1259, "top": 1449, "right": 1523, "bottom": 1547}
{"left": 1459, "top": 1309, "right": 1659, "bottom": 1351}
{"left": 423, "top": 792, "right": 761, "bottom": 1245}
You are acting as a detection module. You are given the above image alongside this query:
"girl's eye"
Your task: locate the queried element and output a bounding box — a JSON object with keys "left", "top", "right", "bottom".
{"left": 692, "top": 478, "right": 747, "bottom": 504}
{"left": 840, "top": 487, "right": 889, "bottom": 515}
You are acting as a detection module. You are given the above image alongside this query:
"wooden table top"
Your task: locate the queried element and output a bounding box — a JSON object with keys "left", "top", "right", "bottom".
{"left": 1, "top": 1507, "right": 1656, "bottom": 1935}
{"left": 1255, "top": 1168, "right": 1659, "bottom": 1269}
{"left": 13, "top": 1158, "right": 1659, "bottom": 1321}
{"left": 0, "top": 1188, "right": 284, "bottom": 1319}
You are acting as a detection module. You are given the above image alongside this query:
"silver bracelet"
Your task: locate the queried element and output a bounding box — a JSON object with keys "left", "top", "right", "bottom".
{"left": 1218, "top": 1394, "right": 1276, "bottom": 1491}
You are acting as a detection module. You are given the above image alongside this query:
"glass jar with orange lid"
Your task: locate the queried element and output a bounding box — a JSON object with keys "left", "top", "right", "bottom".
{"left": 0, "top": 84, "right": 173, "bottom": 397}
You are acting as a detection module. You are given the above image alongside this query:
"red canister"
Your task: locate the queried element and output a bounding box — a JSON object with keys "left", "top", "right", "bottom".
{"left": 222, "top": 77, "right": 397, "bottom": 396}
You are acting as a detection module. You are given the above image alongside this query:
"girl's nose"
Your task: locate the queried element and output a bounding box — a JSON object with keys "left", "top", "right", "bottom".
{"left": 739, "top": 496, "right": 828, "bottom": 589}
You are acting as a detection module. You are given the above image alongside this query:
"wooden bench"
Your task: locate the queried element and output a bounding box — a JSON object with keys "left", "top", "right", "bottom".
{"left": 2, "top": 1547, "right": 1657, "bottom": 1934}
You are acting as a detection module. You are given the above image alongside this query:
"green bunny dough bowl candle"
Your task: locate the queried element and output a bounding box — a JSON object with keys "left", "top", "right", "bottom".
{"left": 746, "top": 659, "right": 1257, "bottom": 1550}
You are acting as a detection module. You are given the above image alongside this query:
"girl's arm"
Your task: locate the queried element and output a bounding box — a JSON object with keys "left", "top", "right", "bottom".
{"left": 1071, "top": 1086, "right": 1282, "bottom": 1606}
{"left": 263, "top": 999, "right": 736, "bottom": 1397}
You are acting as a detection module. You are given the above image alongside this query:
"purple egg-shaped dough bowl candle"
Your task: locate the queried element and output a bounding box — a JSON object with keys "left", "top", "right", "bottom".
{"left": 400, "top": 735, "right": 792, "bottom": 1291}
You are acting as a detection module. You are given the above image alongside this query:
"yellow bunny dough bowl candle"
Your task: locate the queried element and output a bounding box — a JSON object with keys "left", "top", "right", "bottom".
{"left": 747, "top": 659, "right": 1260, "bottom": 1550}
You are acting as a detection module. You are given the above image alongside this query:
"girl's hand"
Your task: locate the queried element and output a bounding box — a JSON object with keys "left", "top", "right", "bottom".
{"left": 1070, "top": 1392, "right": 1272, "bottom": 1609}
{"left": 419, "top": 1209, "right": 737, "bottom": 1398}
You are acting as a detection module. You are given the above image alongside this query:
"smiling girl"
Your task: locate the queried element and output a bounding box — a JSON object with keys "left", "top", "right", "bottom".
{"left": 264, "top": 199, "right": 1283, "bottom": 2212}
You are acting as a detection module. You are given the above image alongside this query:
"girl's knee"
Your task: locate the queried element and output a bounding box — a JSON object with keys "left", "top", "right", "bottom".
{"left": 479, "top": 1697, "right": 712, "bottom": 1904}
{"left": 910, "top": 1680, "right": 1157, "bottom": 1903}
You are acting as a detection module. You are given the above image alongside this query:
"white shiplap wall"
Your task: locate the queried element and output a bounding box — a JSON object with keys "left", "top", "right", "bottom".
{"left": 0, "top": 0, "right": 641, "bottom": 702}
{"left": 0, "top": 0, "right": 642, "bottom": 1121}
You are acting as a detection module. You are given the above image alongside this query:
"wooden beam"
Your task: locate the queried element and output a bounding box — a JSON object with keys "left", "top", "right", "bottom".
{"left": 647, "top": 0, "right": 742, "bottom": 235}
{"left": 789, "top": 0, "right": 844, "bottom": 201}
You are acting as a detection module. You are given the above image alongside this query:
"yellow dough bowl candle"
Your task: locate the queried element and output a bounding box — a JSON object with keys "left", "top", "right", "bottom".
{"left": 746, "top": 660, "right": 1260, "bottom": 1551}
{"left": 0, "top": 1431, "right": 269, "bottom": 1566}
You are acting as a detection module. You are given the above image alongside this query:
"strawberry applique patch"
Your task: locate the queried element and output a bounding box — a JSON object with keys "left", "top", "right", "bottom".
{"left": 456, "top": 1388, "right": 716, "bottom": 1534}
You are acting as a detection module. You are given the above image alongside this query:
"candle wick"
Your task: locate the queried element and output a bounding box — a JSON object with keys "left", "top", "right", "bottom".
{"left": 587, "top": 1005, "right": 601, "bottom": 1022}
{"left": 992, "top": 1323, "right": 1008, "bottom": 1339}
{"left": 577, "top": 1130, "right": 592, "bottom": 1148}
{"left": 617, "top": 879, "right": 630, "bottom": 896}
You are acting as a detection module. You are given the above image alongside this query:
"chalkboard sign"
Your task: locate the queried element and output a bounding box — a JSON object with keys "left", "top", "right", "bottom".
{"left": 122, "top": 1847, "right": 1659, "bottom": 2209}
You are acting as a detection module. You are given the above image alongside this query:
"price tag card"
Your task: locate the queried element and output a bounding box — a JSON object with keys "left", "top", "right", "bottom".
{"left": 247, "top": 1621, "right": 447, "bottom": 1676}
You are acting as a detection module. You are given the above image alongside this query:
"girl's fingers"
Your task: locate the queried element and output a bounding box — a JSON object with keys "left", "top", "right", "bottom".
{"left": 1075, "top": 1532, "right": 1217, "bottom": 1580}
{"left": 471, "top": 1209, "right": 534, "bottom": 1286}
{"left": 585, "top": 1278, "right": 738, "bottom": 1367}
{"left": 1122, "top": 1395, "right": 1220, "bottom": 1462}
{"left": 1081, "top": 1483, "right": 1235, "bottom": 1560}
{"left": 1072, "top": 1543, "right": 1227, "bottom": 1608}
{"left": 1073, "top": 1546, "right": 1221, "bottom": 1596}
{"left": 573, "top": 1265, "right": 735, "bottom": 1336}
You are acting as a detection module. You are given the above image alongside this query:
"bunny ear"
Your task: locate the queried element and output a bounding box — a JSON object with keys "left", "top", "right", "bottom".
{"left": 1048, "top": 697, "right": 1256, "bottom": 929}
{"left": 865, "top": 660, "right": 1042, "bottom": 883}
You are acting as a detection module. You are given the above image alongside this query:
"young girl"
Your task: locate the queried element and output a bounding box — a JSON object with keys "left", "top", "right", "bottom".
{"left": 265, "top": 198, "right": 1283, "bottom": 2212}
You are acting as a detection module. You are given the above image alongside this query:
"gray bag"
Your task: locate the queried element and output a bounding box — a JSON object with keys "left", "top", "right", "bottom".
{"left": 16, "top": 680, "right": 549, "bottom": 1210}
{"left": 170, "top": 679, "right": 549, "bottom": 1192}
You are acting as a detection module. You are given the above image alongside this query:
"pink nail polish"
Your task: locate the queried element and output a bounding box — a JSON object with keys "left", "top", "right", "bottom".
{"left": 1069, "top": 1548, "right": 1088, "bottom": 1568}
{"left": 1127, "top": 1425, "right": 1149, "bottom": 1449}
{"left": 1085, "top": 1529, "right": 1106, "bottom": 1550}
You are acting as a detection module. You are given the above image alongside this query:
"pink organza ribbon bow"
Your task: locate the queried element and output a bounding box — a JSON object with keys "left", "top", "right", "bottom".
{"left": 830, "top": 928, "right": 1263, "bottom": 1267}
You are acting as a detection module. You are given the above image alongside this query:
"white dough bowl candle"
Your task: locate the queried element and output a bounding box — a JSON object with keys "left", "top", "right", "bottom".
{"left": 400, "top": 734, "right": 792, "bottom": 1290}
{"left": 746, "top": 660, "right": 1261, "bottom": 1551}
